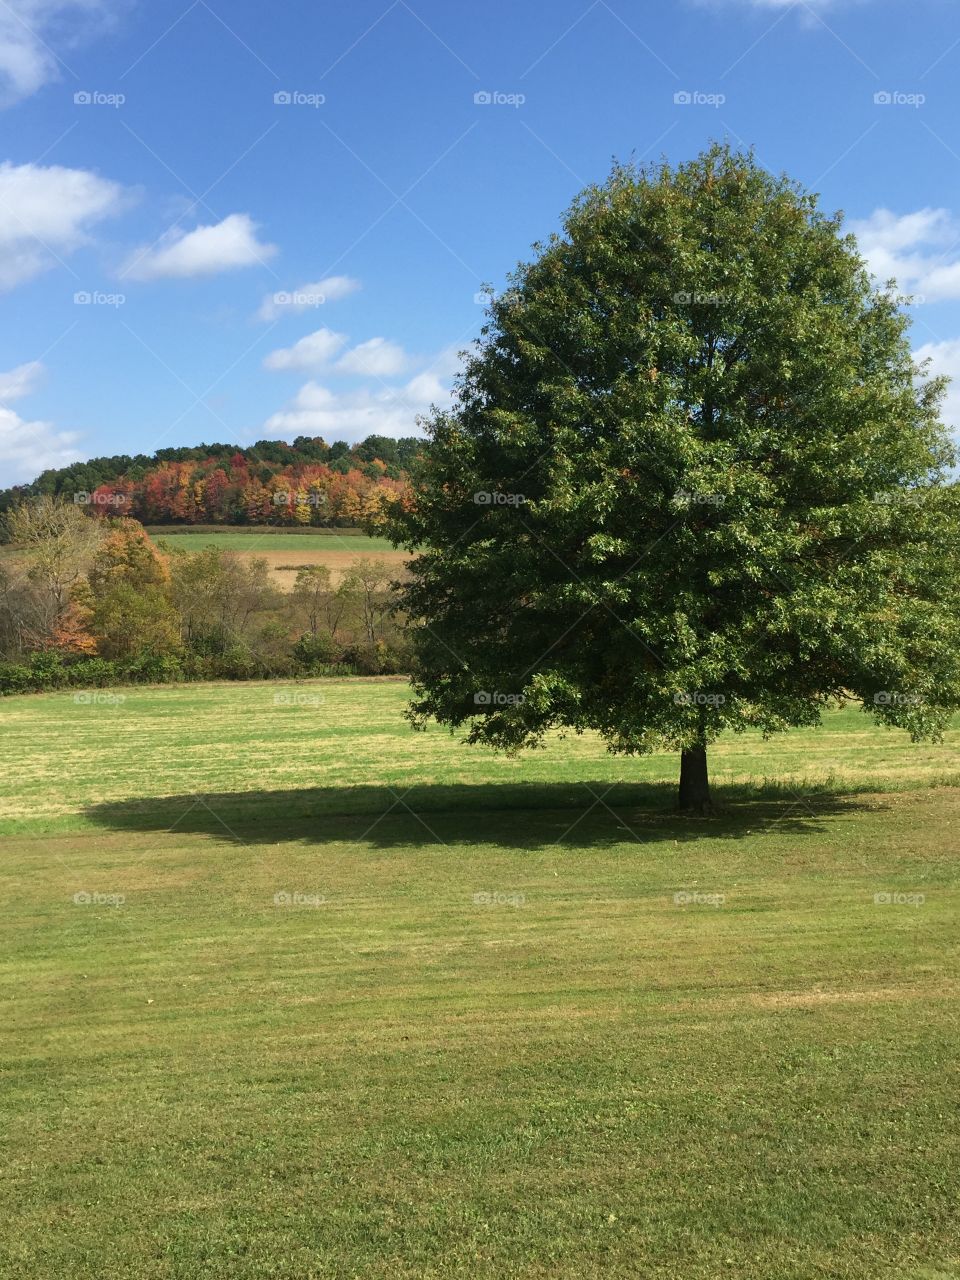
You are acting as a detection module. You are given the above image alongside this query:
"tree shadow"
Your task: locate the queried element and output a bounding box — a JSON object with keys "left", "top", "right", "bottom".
{"left": 84, "top": 779, "right": 881, "bottom": 850}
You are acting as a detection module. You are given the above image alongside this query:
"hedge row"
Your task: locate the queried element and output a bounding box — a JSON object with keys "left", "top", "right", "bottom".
{"left": 0, "top": 650, "right": 385, "bottom": 695}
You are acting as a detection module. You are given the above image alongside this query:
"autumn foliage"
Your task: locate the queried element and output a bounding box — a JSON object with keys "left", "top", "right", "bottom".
{"left": 2, "top": 437, "right": 418, "bottom": 527}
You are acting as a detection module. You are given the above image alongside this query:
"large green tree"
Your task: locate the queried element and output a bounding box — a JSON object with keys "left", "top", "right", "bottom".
{"left": 386, "top": 144, "right": 960, "bottom": 811}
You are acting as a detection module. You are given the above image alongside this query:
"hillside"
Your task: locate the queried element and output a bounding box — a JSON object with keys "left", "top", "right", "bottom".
{"left": 0, "top": 434, "right": 420, "bottom": 526}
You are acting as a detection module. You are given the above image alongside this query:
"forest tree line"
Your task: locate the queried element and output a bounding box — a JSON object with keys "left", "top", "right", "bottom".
{"left": 0, "top": 435, "right": 419, "bottom": 526}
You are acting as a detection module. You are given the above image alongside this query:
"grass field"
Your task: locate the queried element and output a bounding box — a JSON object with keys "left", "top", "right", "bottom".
{"left": 151, "top": 532, "right": 396, "bottom": 553}
{"left": 2, "top": 681, "right": 959, "bottom": 1278}
{"left": 1, "top": 530, "right": 404, "bottom": 588}
{"left": 149, "top": 529, "right": 405, "bottom": 588}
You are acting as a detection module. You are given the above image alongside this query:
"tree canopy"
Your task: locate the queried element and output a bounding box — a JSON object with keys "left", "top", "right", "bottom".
{"left": 386, "top": 143, "right": 960, "bottom": 811}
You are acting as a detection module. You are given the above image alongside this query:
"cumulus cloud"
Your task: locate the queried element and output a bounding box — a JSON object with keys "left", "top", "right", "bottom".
{"left": 335, "top": 337, "right": 410, "bottom": 377}
{"left": 0, "top": 0, "right": 120, "bottom": 106}
{"left": 0, "top": 160, "right": 127, "bottom": 291}
{"left": 914, "top": 337, "right": 960, "bottom": 433}
{"left": 122, "top": 213, "right": 276, "bottom": 281}
{"left": 263, "top": 327, "right": 348, "bottom": 372}
{"left": 0, "top": 407, "right": 80, "bottom": 482}
{"left": 0, "top": 360, "right": 80, "bottom": 484}
{"left": 263, "top": 380, "right": 429, "bottom": 441}
{"left": 262, "top": 347, "right": 463, "bottom": 443}
{"left": 850, "top": 208, "right": 960, "bottom": 303}
{"left": 257, "top": 274, "right": 360, "bottom": 321}
{"left": 0, "top": 359, "right": 43, "bottom": 401}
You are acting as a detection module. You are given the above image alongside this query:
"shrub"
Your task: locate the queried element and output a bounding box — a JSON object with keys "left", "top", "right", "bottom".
{"left": 293, "top": 629, "right": 339, "bottom": 670}
{"left": 0, "top": 663, "right": 32, "bottom": 694}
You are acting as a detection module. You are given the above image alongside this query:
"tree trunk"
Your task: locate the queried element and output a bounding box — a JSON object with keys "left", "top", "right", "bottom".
{"left": 678, "top": 745, "right": 712, "bottom": 814}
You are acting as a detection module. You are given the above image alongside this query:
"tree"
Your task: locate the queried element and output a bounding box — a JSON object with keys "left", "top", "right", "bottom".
{"left": 335, "top": 558, "right": 409, "bottom": 673}
{"left": 2, "top": 496, "right": 103, "bottom": 643}
{"left": 338, "top": 558, "right": 398, "bottom": 648}
{"left": 88, "top": 519, "right": 170, "bottom": 593}
{"left": 168, "top": 547, "right": 280, "bottom": 653}
{"left": 0, "top": 565, "right": 45, "bottom": 657}
{"left": 88, "top": 580, "right": 180, "bottom": 659}
{"left": 291, "top": 565, "right": 335, "bottom": 636}
{"left": 385, "top": 144, "right": 960, "bottom": 812}
{"left": 86, "top": 520, "right": 180, "bottom": 659}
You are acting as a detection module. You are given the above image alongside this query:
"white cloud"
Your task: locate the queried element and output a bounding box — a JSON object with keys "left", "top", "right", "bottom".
{"left": 0, "top": 0, "right": 119, "bottom": 106}
{"left": 850, "top": 208, "right": 960, "bottom": 303}
{"left": 262, "top": 380, "right": 428, "bottom": 441}
{"left": 257, "top": 274, "right": 360, "bottom": 321}
{"left": 0, "top": 407, "right": 80, "bottom": 482}
{"left": 262, "top": 347, "right": 462, "bottom": 442}
{"left": 122, "top": 213, "right": 276, "bottom": 281}
{"left": 0, "top": 359, "right": 43, "bottom": 401}
{"left": 403, "top": 369, "right": 449, "bottom": 403}
{"left": 263, "top": 327, "right": 348, "bottom": 372}
{"left": 335, "top": 337, "right": 410, "bottom": 378}
{"left": 914, "top": 337, "right": 960, "bottom": 432}
{"left": 0, "top": 360, "right": 79, "bottom": 484}
{"left": 0, "top": 160, "right": 127, "bottom": 291}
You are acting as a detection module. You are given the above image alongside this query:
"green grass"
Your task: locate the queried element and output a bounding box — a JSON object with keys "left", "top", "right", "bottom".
{"left": 143, "top": 525, "right": 369, "bottom": 535}
{"left": 2, "top": 681, "right": 959, "bottom": 1279}
{"left": 150, "top": 530, "right": 395, "bottom": 553}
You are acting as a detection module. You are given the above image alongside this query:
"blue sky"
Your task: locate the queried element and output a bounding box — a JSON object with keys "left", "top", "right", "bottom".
{"left": 2, "top": 0, "right": 960, "bottom": 484}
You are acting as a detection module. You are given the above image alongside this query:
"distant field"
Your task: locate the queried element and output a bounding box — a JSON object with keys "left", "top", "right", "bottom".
{"left": 143, "top": 525, "right": 373, "bottom": 537}
{"left": 1, "top": 528, "right": 406, "bottom": 587}
{"left": 1, "top": 682, "right": 959, "bottom": 1278}
{"left": 149, "top": 529, "right": 405, "bottom": 587}
{"left": 151, "top": 530, "right": 396, "bottom": 553}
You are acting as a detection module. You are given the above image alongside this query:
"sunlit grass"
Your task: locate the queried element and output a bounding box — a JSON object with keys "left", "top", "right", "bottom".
{"left": 1, "top": 680, "right": 958, "bottom": 1278}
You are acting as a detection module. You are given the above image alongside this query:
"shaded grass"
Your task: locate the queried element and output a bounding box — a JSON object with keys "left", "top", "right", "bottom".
{"left": 1, "top": 681, "right": 957, "bottom": 836}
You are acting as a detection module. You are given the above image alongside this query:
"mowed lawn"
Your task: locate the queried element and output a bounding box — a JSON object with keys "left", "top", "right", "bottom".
{"left": 1, "top": 681, "right": 959, "bottom": 1279}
